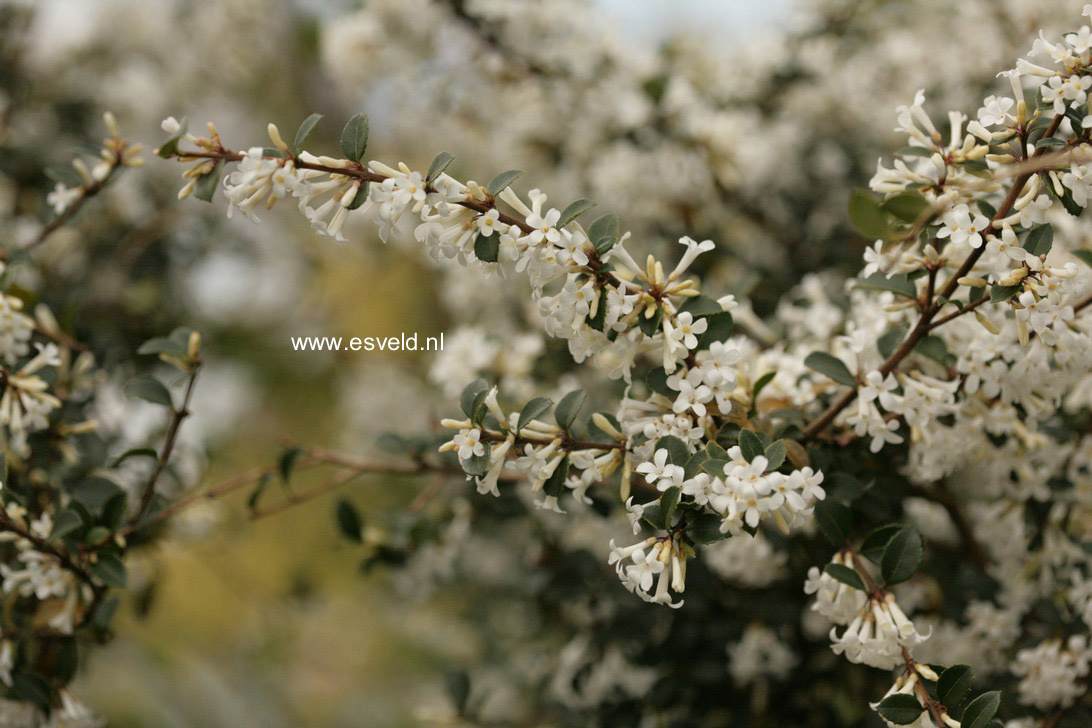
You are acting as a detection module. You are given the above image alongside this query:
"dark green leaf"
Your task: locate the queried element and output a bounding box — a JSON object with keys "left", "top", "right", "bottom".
{"left": 71, "top": 477, "right": 123, "bottom": 516}
{"left": 696, "top": 312, "right": 734, "bottom": 347}
{"left": 739, "top": 429, "right": 764, "bottom": 462}
{"left": 856, "top": 272, "right": 917, "bottom": 299}
{"left": 896, "top": 146, "right": 933, "bottom": 158}
{"left": 426, "top": 151, "right": 454, "bottom": 185}
{"left": 125, "top": 376, "right": 173, "bottom": 407}
{"left": 881, "top": 526, "right": 924, "bottom": 585}
{"left": 938, "top": 665, "right": 974, "bottom": 706}
{"left": 660, "top": 486, "right": 681, "bottom": 526}
{"left": 764, "top": 440, "right": 787, "bottom": 471}
{"left": 990, "top": 284, "right": 1021, "bottom": 303}
{"left": 555, "top": 390, "right": 586, "bottom": 430}
{"left": 293, "top": 113, "right": 323, "bottom": 152}
{"left": 247, "top": 473, "right": 272, "bottom": 512}
{"left": 587, "top": 213, "right": 621, "bottom": 254}
{"left": 848, "top": 188, "right": 895, "bottom": 239}
{"left": 804, "top": 352, "right": 856, "bottom": 387}
{"left": 882, "top": 191, "right": 930, "bottom": 223}
{"left": 646, "top": 367, "right": 673, "bottom": 397}
{"left": 639, "top": 306, "right": 663, "bottom": 337}
{"left": 815, "top": 499, "right": 852, "bottom": 546}
{"left": 194, "top": 159, "right": 224, "bottom": 202}
{"left": 111, "top": 447, "right": 158, "bottom": 468}
{"left": 446, "top": 671, "right": 471, "bottom": 714}
{"left": 878, "top": 323, "right": 909, "bottom": 359}
{"left": 487, "top": 170, "right": 523, "bottom": 196}
{"left": 156, "top": 117, "right": 188, "bottom": 158}
{"left": 680, "top": 295, "right": 723, "bottom": 316}
{"left": 860, "top": 524, "right": 902, "bottom": 562}
{"left": 346, "top": 182, "right": 369, "bottom": 210}
{"left": 875, "top": 693, "right": 925, "bottom": 725}
{"left": 9, "top": 672, "right": 54, "bottom": 712}
{"left": 824, "top": 563, "right": 866, "bottom": 591}
{"left": 474, "top": 233, "right": 499, "bottom": 263}
{"left": 543, "top": 456, "right": 569, "bottom": 497}
{"left": 655, "top": 435, "right": 690, "bottom": 466}
{"left": 961, "top": 691, "right": 1000, "bottom": 728}
{"left": 685, "top": 513, "right": 729, "bottom": 543}
{"left": 340, "top": 112, "right": 370, "bottom": 162}
{"left": 556, "top": 198, "right": 597, "bottom": 228}
{"left": 914, "top": 335, "right": 952, "bottom": 366}
{"left": 90, "top": 553, "right": 127, "bottom": 588}
{"left": 459, "top": 379, "right": 490, "bottom": 419}
{"left": 335, "top": 499, "right": 363, "bottom": 542}
{"left": 51, "top": 509, "right": 85, "bottom": 539}
{"left": 517, "top": 396, "right": 554, "bottom": 432}
{"left": 1073, "top": 249, "right": 1092, "bottom": 267}
{"left": 1023, "top": 224, "right": 1053, "bottom": 256}
{"left": 280, "top": 446, "right": 303, "bottom": 484}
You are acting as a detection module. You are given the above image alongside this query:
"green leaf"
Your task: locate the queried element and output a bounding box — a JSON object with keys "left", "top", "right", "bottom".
{"left": 543, "top": 455, "right": 569, "bottom": 497}
{"left": 990, "top": 284, "right": 1021, "bottom": 303}
{"left": 555, "top": 390, "right": 586, "bottom": 430}
{"left": 804, "top": 352, "right": 856, "bottom": 387}
{"left": 856, "top": 272, "right": 917, "bottom": 299}
{"left": 696, "top": 312, "right": 734, "bottom": 348}
{"left": 156, "top": 117, "right": 188, "bottom": 158}
{"left": 646, "top": 367, "right": 673, "bottom": 397}
{"left": 1070, "top": 248, "right": 1092, "bottom": 267}
{"left": 848, "top": 188, "right": 895, "bottom": 239}
{"left": 938, "top": 665, "right": 974, "bottom": 706}
{"left": 660, "top": 486, "right": 681, "bottom": 526}
{"left": 247, "top": 473, "right": 272, "bottom": 512}
{"left": 9, "top": 672, "right": 54, "bottom": 712}
{"left": 638, "top": 306, "right": 663, "bottom": 337}
{"left": 556, "top": 198, "right": 597, "bottom": 228}
{"left": 881, "top": 191, "right": 930, "bottom": 223}
{"left": 881, "top": 526, "right": 924, "bottom": 585}
{"left": 487, "top": 170, "right": 523, "bottom": 196}
{"left": 1023, "top": 223, "right": 1053, "bottom": 256}
{"left": 977, "top": 199, "right": 997, "bottom": 218}
{"left": 335, "top": 498, "right": 363, "bottom": 542}
{"left": 860, "top": 524, "right": 902, "bottom": 562}
{"left": 340, "top": 112, "right": 370, "bottom": 162}
{"left": 426, "top": 151, "right": 455, "bottom": 185}
{"left": 960, "top": 691, "right": 1000, "bottom": 728}
{"left": 641, "top": 503, "right": 665, "bottom": 531}
{"left": 125, "top": 376, "right": 173, "bottom": 407}
{"left": 462, "top": 444, "right": 491, "bottom": 477}
{"left": 71, "top": 477, "right": 123, "bottom": 515}
{"left": 587, "top": 213, "right": 621, "bottom": 254}
{"left": 914, "top": 335, "right": 952, "bottom": 366}
{"left": 446, "top": 671, "right": 471, "bottom": 714}
{"left": 459, "top": 379, "right": 490, "bottom": 419}
{"left": 655, "top": 435, "right": 690, "bottom": 466}
{"left": 474, "top": 233, "right": 499, "bottom": 263}
{"left": 896, "top": 146, "right": 933, "bottom": 158}
{"left": 752, "top": 371, "right": 776, "bottom": 400}
{"left": 764, "top": 440, "right": 787, "bottom": 471}
{"left": 685, "top": 512, "right": 729, "bottom": 544}
{"left": 279, "top": 446, "right": 303, "bottom": 484}
{"left": 51, "top": 509, "right": 85, "bottom": 540}
{"left": 517, "top": 396, "right": 554, "bottom": 432}
{"left": 680, "top": 295, "right": 723, "bottom": 316}
{"left": 111, "top": 447, "right": 158, "bottom": 468}
{"left": 194, "top": 159, "right": 224, "bottom": 202}
{"left": 683, "top": 451, "right": 708, "bottom": 480}
{"left": 814, "top": 499, "right": 852, "bottom": 546}
{"left": 878, "top": 323, "right": 910, "bottom": 359}
{"left": 137, "top": 328, "right": 191, "bottom": 357}
{"left": 824, "top": 563, "right": 866, "bottom": 591}
{"left": 346, "top": 182, "right": 369, "bottom": 210}
{"left": 293, "top": 113, "right": 324, "bottom": 152}
{"left": 738, "top": 429, "right": 764, "bottom": 462}
{"left": 875, "top": 693, "right": 925, "bottom": 725}
{"left": 102, "top": 492, "right": 128, "bottom": 530}
{"left": 90, "top": 553, "right": 127, "bottom": 588}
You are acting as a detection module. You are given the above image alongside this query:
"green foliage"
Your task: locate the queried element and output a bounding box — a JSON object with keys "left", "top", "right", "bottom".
{"left": 587, "top": 213, "right": 621, "bottom": 254}
{"left": 459, "top": 379, "right": 490, "bottom": 423}
{"left": 426, "top": 151, "right": 455, "bottom": 185}
{"left": 194, "top": 159, "right": 224, "bottom": 202}
{"left": 814, "top": 499, "right": 853, "bottom": 546}
{"left": 293, "top": 113, "right": 323, "bottom": 152}
{"left": 335, "top": 499, "right": 363, "bottom": 542}
{"left": 804, "top": 352, "right": 856, "bottom": 387}
{"left": 824, "top": 563, "right": 865, "bottom": 591}
{"left": 881, "top": 526, "right": 924, "bottom": 585}
{"left": 856, "top": 272, "right": 917, "bottom": 299}
{"left": 340, "top": 112, "right": 370, "bottom": 162}
{"left": 1023, "top": 223, "right": 1053, "bottom": 256}
{"left": 937, "top": 665, "right": 974, "bottom": 706}
{"left": 124, "top": 376, "right": 173, "bottom": 407}
{"left": 874, "top": 694, "right": 924, "bottom": 725}
{"left": 517, "top": 396, "right": 554, "bottom": 432}
{"left": 90, "top": 553, "right": 128, "bottom": 588}
{"left": 738, "top": 429, "right": 764, "bottom": 462}
{"left": 960, "top": 691, "right": 1000, "bottom": 728}
{"left": 848, "top": 188, "right": 896, "bottom": 239}
{"left": 557, "top": 198, "right": 597, "bottom": 228}
{"left": 474, "top": 233, "right": 499, "bottom": 262}
{"left": 487, "top": 169, "right": 523, "bottom": 196}
{"left": 881, "top": 191, "right": 930, "bottom": 223}
{"left": 555, "top": 390, "right": 587, "bottom": 430}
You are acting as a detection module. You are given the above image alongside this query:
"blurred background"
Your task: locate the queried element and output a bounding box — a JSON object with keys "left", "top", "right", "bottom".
{"left": 0, "top": 0, "right": 1083, "bottom": 725}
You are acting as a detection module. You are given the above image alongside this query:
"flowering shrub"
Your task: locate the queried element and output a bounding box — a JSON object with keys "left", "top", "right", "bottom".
{"left": 1, "top": 0, "right": 1092, "bottom": 726}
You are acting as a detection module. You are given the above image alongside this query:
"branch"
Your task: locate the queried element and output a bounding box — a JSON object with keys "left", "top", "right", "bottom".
{"left": 802, "top": 114, "right": 1065, "bottom": 441}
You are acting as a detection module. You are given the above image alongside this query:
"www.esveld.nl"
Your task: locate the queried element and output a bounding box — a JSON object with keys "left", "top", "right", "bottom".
{"left": 290, "top": 333, "right": 443, "bottom": 352}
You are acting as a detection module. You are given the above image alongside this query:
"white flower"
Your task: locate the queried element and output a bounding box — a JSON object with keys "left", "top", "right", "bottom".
{"left": 634, "top": 448, "right": 684, "bottom": 491}
{"left": 938, "top": 204, "right": 991, "bottom": 248}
